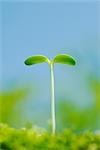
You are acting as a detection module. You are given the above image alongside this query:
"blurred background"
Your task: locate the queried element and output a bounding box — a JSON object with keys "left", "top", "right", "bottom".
{"left": 0, "top": 1, "right": 100, "bottom": 132}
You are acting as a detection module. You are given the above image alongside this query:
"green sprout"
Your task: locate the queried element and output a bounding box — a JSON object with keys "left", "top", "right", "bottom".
{"left": 24, "top": 54, "right": 76, "bottom": 135}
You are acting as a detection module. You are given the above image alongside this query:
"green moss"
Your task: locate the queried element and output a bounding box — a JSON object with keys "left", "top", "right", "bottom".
{"left": 0, "top": 123, "right": 100, "bottom": 150}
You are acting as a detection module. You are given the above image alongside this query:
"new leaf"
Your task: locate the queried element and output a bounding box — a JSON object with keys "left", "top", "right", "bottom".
{"left": 53, "top": 54, "right": 76, "bottom": 65}
{"left": 24, "top": 55, "right": 50, "bottom": 65}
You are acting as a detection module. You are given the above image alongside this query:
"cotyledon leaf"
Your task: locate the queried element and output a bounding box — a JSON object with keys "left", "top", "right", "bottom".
{"left": 24, "top": 55, "right": 50, "bottom": 65}
{"left": 53, "top": 54, "right": 76, "bottom": 65}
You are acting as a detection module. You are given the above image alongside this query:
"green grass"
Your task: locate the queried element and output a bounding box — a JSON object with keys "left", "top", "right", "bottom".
{"left": 0, "top": 123, "right": 100, "bottom": 150}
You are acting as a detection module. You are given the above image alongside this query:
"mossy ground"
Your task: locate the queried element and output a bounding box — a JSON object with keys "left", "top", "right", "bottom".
{"left": 0, "top": 123, "right": 100, "bottom": 150}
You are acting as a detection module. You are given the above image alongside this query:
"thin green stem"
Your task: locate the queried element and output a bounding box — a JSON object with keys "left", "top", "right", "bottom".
{"left": 50, "top": 61, "right": 56, "bottom": 135}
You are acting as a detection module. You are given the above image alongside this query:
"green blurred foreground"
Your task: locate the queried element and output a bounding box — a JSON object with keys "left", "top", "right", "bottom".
{"left": 0, "top": 77, "right": 100, "bottom": 149}
{"left": 0, "top": 88, "right": 29, "bottom": 127}
{"left": 0, "top": 123, "right": 100, "bottom": 150}
{"left": 0, "top": 78, "right": 100, "bottom": 131}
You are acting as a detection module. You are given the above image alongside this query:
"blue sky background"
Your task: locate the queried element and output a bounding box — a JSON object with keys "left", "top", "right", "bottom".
{"left": 1, "top": 1, "right": 100, "bottom": 126}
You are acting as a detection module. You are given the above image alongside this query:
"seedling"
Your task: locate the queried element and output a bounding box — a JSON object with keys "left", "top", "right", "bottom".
{"left": 24, "top": 54, "right": 76, "bottom": 135}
